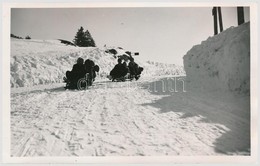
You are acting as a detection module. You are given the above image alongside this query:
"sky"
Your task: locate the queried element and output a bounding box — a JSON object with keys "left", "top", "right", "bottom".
{"left": 11, "top": 7, "right": 250, "bottom": 66}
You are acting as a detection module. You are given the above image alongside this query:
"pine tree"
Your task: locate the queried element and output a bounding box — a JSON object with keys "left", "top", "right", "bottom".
{"left": 73, "top": 26, "right": 86, "bottom": 47}
{"left": 73, "top": 26, "right": 96, "bottom": 47}
{"left": 85, "top": 30, "right": 96, "bottom": 47}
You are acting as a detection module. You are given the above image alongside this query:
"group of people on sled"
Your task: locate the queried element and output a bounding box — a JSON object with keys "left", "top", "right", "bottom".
{"left": 64, "top": 58, "right": 99, "bottom": 89}
{"left": 109, "top": 57, "right": 143, "bottom": 82}
{"left": 64, "top": 56, "right": 143, "bottom": 89}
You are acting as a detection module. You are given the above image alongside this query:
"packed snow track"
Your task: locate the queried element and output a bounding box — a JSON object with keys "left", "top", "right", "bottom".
{"left": 11, "top": 76, "right": 250, "bottom": 156}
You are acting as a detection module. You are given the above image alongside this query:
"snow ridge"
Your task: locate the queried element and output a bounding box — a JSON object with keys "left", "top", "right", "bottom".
{"left": 183, "top": 22, "right": 250, "bottom": 94}
{"left": 11, "top": 39, "right": 185, "bottom": 88}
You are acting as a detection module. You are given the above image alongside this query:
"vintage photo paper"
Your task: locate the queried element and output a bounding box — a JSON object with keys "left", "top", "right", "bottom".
{"left": 1, "top": 1, "right": 258, "bottom": 164}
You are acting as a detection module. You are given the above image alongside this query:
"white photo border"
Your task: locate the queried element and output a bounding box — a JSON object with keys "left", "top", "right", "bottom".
{"left": 1, "top": 1, "right": 258, "bottom": 164}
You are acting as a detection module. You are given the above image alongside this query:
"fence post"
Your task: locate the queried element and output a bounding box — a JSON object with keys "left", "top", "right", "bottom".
{"left": 212, "top": 7, "right": 218, "bottom": 35}
{"left": 218, "top": 7, "right": 223, "bottom": 32}
{"left": 237, "top": 7, "right": 245, "bottom": 25}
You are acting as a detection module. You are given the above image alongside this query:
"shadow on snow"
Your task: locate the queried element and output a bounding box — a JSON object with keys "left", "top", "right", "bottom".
{"left": 140, "top": 77, "right": 250, "bottom": 155}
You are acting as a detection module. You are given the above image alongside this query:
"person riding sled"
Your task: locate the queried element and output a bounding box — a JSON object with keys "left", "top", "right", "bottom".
{"left": 128, "top": 56, "right": 143, "bottom": 80}
{"left": 64, "top": 57, "right": 100, "bottom": 89}
{"left": 64, "top": 57, "right": 85, "bottom": 89}
{"left": 84, "top": 59, "right": 100, "bottom": 86}
{"left": 109, "top": 58, "right": 128, "bottom": 82}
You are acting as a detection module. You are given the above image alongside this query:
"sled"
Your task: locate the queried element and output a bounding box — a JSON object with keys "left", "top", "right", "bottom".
{"left": 64, "top": 73, "right": 93, "bottom": 90}
{"left": 112, "top": 76, "right": 126, "bottom": 82}
{"left": 107, "top": 73, "right": 141, "bottom": 82}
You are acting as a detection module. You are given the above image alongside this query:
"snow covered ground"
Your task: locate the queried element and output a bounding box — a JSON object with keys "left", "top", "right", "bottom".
{"left": 10, "top": 22, "right": 251, "bottom": 157}
{"left": 11, "top": 76, "right": 250, "bottom": 156}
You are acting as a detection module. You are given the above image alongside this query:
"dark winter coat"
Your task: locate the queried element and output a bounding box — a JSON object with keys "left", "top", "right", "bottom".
{"left": 72, "top": 64, "right": 86, "bottom": 77}
{"left": 66, "top": 64, "right": 85, "bottom": 82}
{"left": 84, "top": 59, "right": 96, "bottom": 80}
{"left": 128, "top": 61, "right": 139, "bottom": 75}
{"left": 110, "top": 64, "right": 128, "bottom": 79}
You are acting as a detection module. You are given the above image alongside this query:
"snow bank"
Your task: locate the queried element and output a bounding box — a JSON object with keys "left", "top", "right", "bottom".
{"left": 11, "top": 39, "right": 184, "bottom": 88}
{"left": 183, "top": 22, "right": 250, "bottom": 94}
{"left": 140, "top": 61, "right": 184, "bottom": 77}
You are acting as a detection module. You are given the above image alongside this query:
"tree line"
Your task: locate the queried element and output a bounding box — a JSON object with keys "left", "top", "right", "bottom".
{"left": 10, "top": 26, "right": 96, "bottom": 47}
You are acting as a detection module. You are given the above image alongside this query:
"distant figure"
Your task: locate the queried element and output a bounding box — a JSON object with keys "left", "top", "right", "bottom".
{"left": 110, "top": 59, "right": 128, "bottom": 81}
{"left": 65, "top": 57, "right": 85, "bottom": 84}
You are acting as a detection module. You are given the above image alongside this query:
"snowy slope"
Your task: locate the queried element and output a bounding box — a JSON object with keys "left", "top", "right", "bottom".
{"left": 11, "top": 76, "right": 250, "bottom": 156}
{"left": 11, "top": 39, "right": 185, "bottom": 88}
{"left": 183, "top": 22, "right": 250, "bottom": 94}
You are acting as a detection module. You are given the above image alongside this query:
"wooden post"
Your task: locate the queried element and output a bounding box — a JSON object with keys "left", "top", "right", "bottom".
{"left": 218, "top": 7, "right": 223, "bottom": 32}
{"left": 212, "top": 7, "right": 218, "bottom": 35}
{"left": 237, "top": 7, "right": 245, "bottom": 25}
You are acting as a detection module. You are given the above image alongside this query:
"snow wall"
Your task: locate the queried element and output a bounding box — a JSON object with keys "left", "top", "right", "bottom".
{"left": 183, "top": 22, "right": 250, "bottom": 94}
{"left": 11, "top": 39, "right": 185, "bottom": 88}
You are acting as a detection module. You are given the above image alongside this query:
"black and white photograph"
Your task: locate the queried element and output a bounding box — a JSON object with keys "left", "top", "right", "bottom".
{"left": 1, "top": 1, "right": 259, "bottom": 164}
